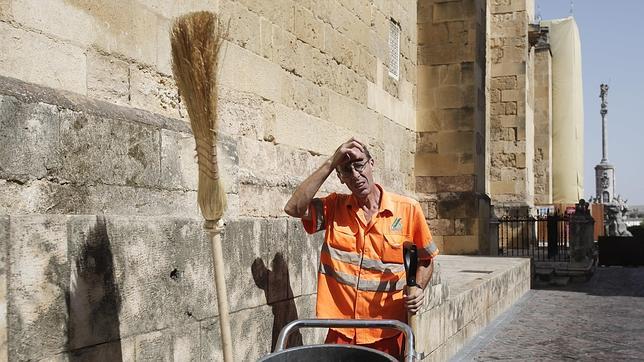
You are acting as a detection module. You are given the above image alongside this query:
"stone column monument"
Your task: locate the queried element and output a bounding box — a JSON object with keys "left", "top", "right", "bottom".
{"left": 593, "top": 84, "right": 632, "bottom": 236}
{"left": 594, "top": 84, "right": 615, "bottom": 204}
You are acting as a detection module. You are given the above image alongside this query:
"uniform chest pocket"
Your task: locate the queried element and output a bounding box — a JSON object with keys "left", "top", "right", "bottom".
{"left": 382, "top": 233, "right": 408, "bottom": 263}
{"left": 330, "top": 222, "right": 358, "bottom": 251}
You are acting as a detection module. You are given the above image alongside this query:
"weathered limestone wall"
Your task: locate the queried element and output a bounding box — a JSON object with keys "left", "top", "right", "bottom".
{"left": 1, "top": 0, "right": 420, "bottom": 360}
{"left": 533, "top": 33, "right": 553, "bottom": 204}
{"left": 416, "top": 0, "right": 491, "bottom": 254}
{"left": 0, "top": 75, "right": 328, "bottom": 360}
{"left": 489, "top": 0, "right": 536, "bottom": 210}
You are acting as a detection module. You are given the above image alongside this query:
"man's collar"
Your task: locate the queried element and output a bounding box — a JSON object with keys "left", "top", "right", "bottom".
{"left": 346, "top": 184, "right": 394, "bottom": 215}
{"left": 377, "top": 184, "right": 395, "bottom": 215}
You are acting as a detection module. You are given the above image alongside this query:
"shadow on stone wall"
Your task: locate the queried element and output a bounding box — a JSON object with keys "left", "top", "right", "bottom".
{"left": 65, "top": 216, "right": 123, "bottom": 360}
{"left": 252, "top": 253, "right": 302, "bottom": 352}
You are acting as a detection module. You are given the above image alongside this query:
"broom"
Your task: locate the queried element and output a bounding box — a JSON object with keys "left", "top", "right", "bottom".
{"left": 170, "top": 12, "right": 232, "bottom": 361}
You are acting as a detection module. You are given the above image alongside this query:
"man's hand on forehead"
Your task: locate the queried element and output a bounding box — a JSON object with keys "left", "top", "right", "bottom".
{"left": 332, "top": 137, "right": 366, "bottom": 167}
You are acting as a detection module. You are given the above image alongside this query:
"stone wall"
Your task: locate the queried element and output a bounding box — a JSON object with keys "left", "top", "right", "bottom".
{"left": 0, "top": 0, "right": 420, "bottom": 359}
{"left": 489, "top": 0, "right": 535, "bottom": 210}
{"left": 416, "top": 0, "right": 491, "bottom": 254}
{"left": 532, "top": 26, "right": 552, "bottom": 205}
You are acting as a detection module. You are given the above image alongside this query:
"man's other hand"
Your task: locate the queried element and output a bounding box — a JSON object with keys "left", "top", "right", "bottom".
{"left": 403, "top": 285, "right": 424, "bottom": 314}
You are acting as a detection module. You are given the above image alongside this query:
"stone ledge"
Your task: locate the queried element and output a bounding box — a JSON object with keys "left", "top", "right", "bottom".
{"left": 414, "top": 255, "right": 531, "bottom": 361}
{"left": 0, "top": 75, "right": 190, "bottom": 134}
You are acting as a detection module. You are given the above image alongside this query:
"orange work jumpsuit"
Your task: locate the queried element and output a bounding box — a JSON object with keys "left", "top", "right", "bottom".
{"left": 303, "top": 184, "right": 439, "bottom": 354}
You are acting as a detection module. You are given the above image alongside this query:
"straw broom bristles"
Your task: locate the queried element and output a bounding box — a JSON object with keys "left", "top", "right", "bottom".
{"left": 170, "top": 11, "right": 226, "bottom": 222}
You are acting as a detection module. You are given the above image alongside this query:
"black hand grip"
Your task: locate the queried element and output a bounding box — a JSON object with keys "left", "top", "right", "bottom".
{"left": 403, "top": 242, "right": 418, "bottom": 287}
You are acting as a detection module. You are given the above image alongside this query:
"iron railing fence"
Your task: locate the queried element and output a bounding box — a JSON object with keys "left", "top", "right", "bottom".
{"left": 497, "top": 213, "right": 570, "bottom": 262}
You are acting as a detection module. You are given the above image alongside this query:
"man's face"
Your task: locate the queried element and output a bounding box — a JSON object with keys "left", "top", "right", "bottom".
{"left": 337, "top": 150, "right": 374, "bottom": 198}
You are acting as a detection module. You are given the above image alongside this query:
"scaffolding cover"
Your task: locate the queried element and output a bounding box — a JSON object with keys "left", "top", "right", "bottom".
{"left": 542, "top": 17, "right": 584, "bottom": 204}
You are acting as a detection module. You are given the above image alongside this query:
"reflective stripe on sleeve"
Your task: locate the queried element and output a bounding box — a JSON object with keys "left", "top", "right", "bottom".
{"left": 417, "top": 242, "right": 439, "bottom": 259}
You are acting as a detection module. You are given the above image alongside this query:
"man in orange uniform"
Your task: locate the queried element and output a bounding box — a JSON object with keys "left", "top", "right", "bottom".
{"left": 284, "top": 138, "right": 439, "bottom": 359}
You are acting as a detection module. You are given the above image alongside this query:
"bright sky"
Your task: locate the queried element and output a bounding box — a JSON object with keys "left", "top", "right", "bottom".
{"left": 537, "top": 0, "right": 644, "bottom": 205}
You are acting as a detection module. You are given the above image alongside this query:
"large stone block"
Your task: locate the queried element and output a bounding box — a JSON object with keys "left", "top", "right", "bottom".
{"left": 0, "top": 179, "right": 201, "bottom": 217}
{"left": 429, "top": 218, "right": 454, "bottom": 236}
{"left": 160, "top": 129, "right": 237, "bottom": 193}
{"left": 294, "top": 294, "right": 324, "bottom": 344}
{"left": 217, "top": 87, "right": 273, "bottom": 140}
{"left": 328, "top": 91, "right": 381, "bottom": 140}
{"left": 270, "top": 103, "right": 347, "bottom": 157}
{"left": 237, "top": 137, "right": 326, "bottom": 189}
{"left": 319, "top": 0, "right": 370, "bottom": 48}
{"left": 367, "top": 82, "right": 415, "bottom": 131}
{"left": 271, "top": 26, "right": 298, "bottom": 74}
{"left": 415, "top": 154, "right": 472, "bottom": 177}
{"left": 324, "top": 25, "right": 358, "bottom": 70}
{"left": 491, "top": 75, "right": 518, "bottom": 90}
{"left": 418, "top": 40, "right": 475, "bottom": 66}
{"left": 202, "top": 306, "right": 273, "bottom": 361}
{"left": 129, "top": 65, "right": 184, "bottom": 119}
{"left": 238, "top": 0, "right": 295, "bottom": 33}
{"left": 293, "top": 39, "right": 332, "bottom": 87}
{"left": 219, "top": 42, "right": 286, "bottom": 104}
{"left": 490, "top": 180, "right": 517, "bottom": 194}
{"left": 221, "top": 218, "right": 264, "bottom": 311}
{"left": 0, "top": 216, "right": 6, "bottom": 361}
{"left": 220, "top": 0, "right": 261, "bottom": 54}
{"left": 332, "top": 64, "right": 368, "bottom": 105}
{"left": 137, "top": 0, "right": 219, "bottom": 20}
{"left": 443, "top": 235, "right": 479, "bottom": 254}
{"left": 294, "top": 5, "right": 324, "bottom": 50}
{"left": 436, "top": 130, "right": 474, "bottom": 154}
{"left": 0, "top": 96, "right": 60, "bottom": 180}
{"left": 355, "top": 45, "right": 377, "bottom": 84}
{"left": 433, "top": 1, "right": 465, "bottom": 22}
{"left": 281, "top": 74, "right": 329, "bottom": 120}
{"left": 287, "top": 219, "right": 323, "bottom": 297}
{"left": 437, "top": 193, "right": 479, "bottom": 219}
{"left": 230, "top": 305, "right": 273, "bottom": 360}
{"left": 239, "top": 183, "right": 292, "bottom": 217}
{"left": 86, "top": 51, "right": 129, "bottom": 106}
{"left": 160, "top": 129, "right": 199, "bottom": 191}
{"left": 8, "top": 215, "right": 69, "bottom": 361}
{"left": 10, "top": 0, "right": 95, "bottom": 47}
{"left": 100, "top": 216, "right": 217, "bottom": 337}
{"left": 416, "top": 175, "right": 475, "bottom": 193}
{"left": 0, "top": 0, "right": 11, "bottom": 21}
{"left": 66, "top": 337, "right": 135, "bottom": 361}
{"left": 58, "top": 109, "right": 161, "bottom": 187}
{"left": 133, "top": 322, "right": 201, "bottom": 361}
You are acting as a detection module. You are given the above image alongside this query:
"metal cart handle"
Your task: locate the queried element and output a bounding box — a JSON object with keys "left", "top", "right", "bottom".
{"left": 274, "top": 318, "right": 416, "bottom": 362}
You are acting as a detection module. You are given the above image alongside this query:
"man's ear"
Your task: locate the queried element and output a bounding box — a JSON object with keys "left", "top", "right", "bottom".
{"left": 336, "top": 171, "right": 345, "bottom": 184}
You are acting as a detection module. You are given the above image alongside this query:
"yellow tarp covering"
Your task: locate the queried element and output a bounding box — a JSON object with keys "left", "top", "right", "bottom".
{"left": 541, "top": 17, "right": 584, "bottom": 204}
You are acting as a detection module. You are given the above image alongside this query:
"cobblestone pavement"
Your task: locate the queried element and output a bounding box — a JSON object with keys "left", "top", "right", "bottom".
{"left": 452, "top": 267, "right": 644, "bottom": 361}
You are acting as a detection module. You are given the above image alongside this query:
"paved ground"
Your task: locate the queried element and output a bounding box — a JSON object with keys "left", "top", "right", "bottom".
{"left": 452, "top": 267, "right": 644, "bottom": 361}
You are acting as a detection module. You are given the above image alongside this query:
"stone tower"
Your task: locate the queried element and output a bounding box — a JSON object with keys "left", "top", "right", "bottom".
{"left": 594, "top": 84, "right": 615, "bottom": 203}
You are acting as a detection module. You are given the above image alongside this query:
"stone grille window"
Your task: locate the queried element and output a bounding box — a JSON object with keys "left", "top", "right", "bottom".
{"left": 388, "top": 19, "right": 400, "bottom": 80}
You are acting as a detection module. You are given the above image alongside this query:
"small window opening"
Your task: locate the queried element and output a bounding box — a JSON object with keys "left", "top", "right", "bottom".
{"left": 388, "top": 19, "right": 400, "bottom": 80}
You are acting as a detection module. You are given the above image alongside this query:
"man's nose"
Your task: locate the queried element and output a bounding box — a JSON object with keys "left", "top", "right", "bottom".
{"left": 348, "top": 167, "right": 361, "bottom": 179}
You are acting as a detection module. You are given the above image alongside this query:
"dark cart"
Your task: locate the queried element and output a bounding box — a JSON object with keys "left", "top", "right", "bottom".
{"left": 258, "top": 319, "right": 416, "bottom": 362}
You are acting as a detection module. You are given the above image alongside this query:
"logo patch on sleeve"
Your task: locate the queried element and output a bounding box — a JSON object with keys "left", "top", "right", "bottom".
{"left": 391, "top": 217, "right": 403, "bottom": 232}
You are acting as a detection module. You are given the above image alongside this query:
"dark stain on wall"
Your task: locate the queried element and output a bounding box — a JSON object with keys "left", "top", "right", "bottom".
{"left": 252, "top": 253, "right": 303, "bottom": 352}
{"left": 65, "top": 215, "right": 123, "bottom": 361}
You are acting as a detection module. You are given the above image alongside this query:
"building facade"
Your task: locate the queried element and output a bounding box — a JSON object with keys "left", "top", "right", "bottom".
{"left": 0, "top": 0, "right": 583, "bottom": 360}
